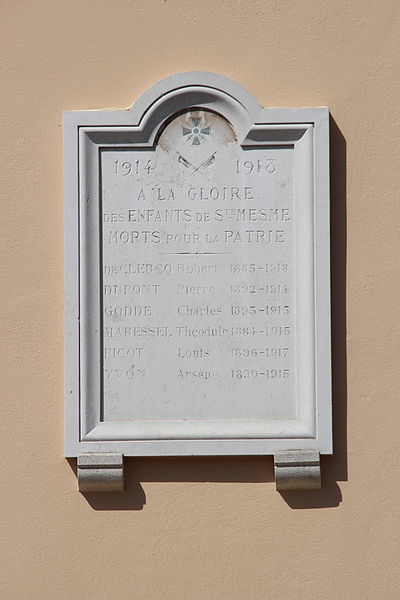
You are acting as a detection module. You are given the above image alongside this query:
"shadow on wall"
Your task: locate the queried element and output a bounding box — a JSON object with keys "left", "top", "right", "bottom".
{"left": 280, "top": 115, "right": 348, "bottom": 508}
{"left": 68, "top": 115, "right": 347, "bottom": 512}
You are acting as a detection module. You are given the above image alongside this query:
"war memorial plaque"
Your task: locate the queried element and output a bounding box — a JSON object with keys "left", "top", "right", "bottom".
{"left": 64, "top": 73, "right": 331, "bottom": 488}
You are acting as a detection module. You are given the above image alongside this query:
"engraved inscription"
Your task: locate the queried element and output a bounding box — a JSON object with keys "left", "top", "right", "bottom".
{"left": 101, "top": 110, "right": 295, "bottom": 421}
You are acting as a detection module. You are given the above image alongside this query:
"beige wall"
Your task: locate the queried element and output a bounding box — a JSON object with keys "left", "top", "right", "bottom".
{"left": 1, "top": 1, "right": 400, "bottom": 598}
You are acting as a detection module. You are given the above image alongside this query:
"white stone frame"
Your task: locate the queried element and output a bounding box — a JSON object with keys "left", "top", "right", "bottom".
{"left": 64, "top": 72, "right": 331, "bottom": 457}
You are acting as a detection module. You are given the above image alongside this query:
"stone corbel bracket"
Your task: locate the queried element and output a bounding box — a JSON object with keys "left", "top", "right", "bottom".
{"left": 77, "top": 453, "right": 124, "bottom": 492}
{"left": 274, "top": 450, "right": 321, "bottom": 490}
{"left": 77, "top": 451, "right": 321, "bottom": 492}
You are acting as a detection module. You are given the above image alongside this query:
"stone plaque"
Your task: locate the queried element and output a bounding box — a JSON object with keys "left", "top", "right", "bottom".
{"left": 65, "top": 73, "right": 332, "bottom": 460}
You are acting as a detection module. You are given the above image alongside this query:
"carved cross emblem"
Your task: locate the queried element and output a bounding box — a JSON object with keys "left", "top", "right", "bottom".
{"left": 182, "top": 116, "right": 211, "bottom": 145}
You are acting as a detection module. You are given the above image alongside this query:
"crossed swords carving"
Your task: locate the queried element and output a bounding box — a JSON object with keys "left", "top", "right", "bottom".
{"left": 177, "top": 151, "right": 217, "bottom": 177}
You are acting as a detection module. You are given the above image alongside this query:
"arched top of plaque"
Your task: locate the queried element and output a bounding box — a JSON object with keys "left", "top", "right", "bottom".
{"left": 65, "top": 72, "right": 328, "bottom": 149}
{"left": 127, "top": 72, "right": 261, "bottom": 143}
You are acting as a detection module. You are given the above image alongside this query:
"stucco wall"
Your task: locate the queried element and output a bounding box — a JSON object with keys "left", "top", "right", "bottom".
{"left": 1, "top": 2, "right": 399, "bottom": 598}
